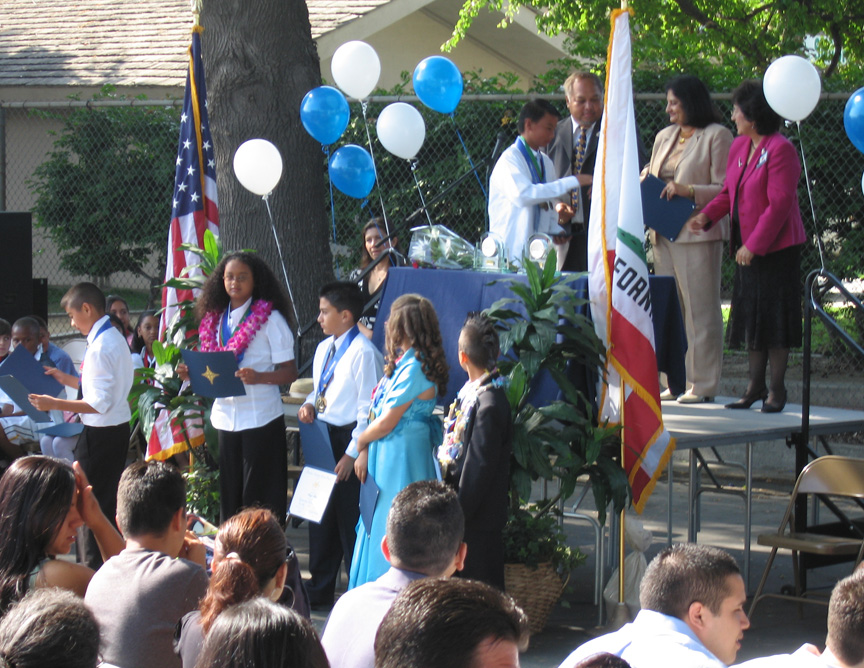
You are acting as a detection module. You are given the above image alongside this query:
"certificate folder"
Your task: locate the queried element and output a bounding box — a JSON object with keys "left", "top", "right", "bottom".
{"left": 0, "top": 345, "right": 63, "bottom": 397}
{"left": 181, "top": 350, "right": 246, "bottom": 398}
{"left": 298, "top": 419, "right": 337, "bottom": 471}
{"left": 0, "top": 375, "right": 51, "bottom": 422}
{"left": 640, "top": 175, "right": 695, "bottom": 241}
{"left": 359, "top": 475, "right": 380, "bottom": 537}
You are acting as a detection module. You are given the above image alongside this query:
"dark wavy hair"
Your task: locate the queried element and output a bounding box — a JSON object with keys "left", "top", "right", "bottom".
{"left": 733, "top": 80, "right": 783, "bottom": 136}
{"left": 196, "top": 599, "right": 328, "bottom": 668}
{"left": 384, "top": 294, "right": 449, "bottom": 396}
{"left": 199, "top": 508, "right": 287, "bottom": 633}
{"left": 359, "top": 218, "right": 399, "bottom": 269}
{"left": 664, "top": 75, "right": 722, "bottom": 128}
{"left": 196, "top": 252, "right": 295, "bottom": 328}
{"left": 0, "top": 457, "right": 76, "bottom": 615}
{"left": 131, "top": 310, "right": 158, "bottom": 353}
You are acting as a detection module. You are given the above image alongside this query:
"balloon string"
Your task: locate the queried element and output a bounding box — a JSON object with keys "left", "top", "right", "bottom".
{"left": 262, "top": 193, "right": 301, "bottom": 326}
{"left": 795, "top": 121, "right": 826, "bottom": 270}
{"left": 361, "top": 100, "right": 390, "bottom": 236}
{"left": 451, "top": 113, "right": 487, "bottom": 199}
{"left": 324, "top": 145, "right": 337, "bottom": 243}
{"left": 410, "top": 159, "right": 435, "bottom": 227}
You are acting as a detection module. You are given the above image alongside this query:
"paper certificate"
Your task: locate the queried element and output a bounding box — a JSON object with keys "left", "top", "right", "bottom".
{"left": 288, "top": 466, "right": 338, "bottom": 524}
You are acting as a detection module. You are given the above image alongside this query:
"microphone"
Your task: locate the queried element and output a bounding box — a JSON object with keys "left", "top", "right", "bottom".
{"left": 490, "top": 131, "right": 507, "bottom": 162}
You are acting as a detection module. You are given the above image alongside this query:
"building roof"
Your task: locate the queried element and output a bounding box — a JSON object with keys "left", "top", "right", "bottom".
{"left": 0, "top": 0, "right": 389, "bottom": 88}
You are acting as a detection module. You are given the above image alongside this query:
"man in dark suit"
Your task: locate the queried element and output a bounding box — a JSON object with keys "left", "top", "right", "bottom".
{"left": 545, "top": 71, "right": 604, "bottom": 272}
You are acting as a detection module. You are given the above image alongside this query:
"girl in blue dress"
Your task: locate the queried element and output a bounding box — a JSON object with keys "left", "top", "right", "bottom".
{"left": 348, "top": 294, "right": 449, "bottom": 588}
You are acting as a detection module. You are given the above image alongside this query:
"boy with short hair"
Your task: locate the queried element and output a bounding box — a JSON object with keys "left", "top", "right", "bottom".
{"left": 298, "top": 281, "right": 384, "bottom": 608}
{"left": 31, "top": 314, "right": 78, "bottom": 377}
{"left": 29, "top": 282, "right": 134, "bottom": 569}
{"left": 85, "top": 461, "right": 208, "bottom": 668}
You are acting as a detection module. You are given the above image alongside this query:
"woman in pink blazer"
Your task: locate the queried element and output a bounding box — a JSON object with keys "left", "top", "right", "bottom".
{"left": 644, "top": 75, "right": 733, "bottom": 404}
{"left": 689, "top": 80, "right": 806, "bottom": 413}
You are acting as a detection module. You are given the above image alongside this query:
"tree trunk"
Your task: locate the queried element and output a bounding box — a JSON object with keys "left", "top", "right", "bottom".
{"left": 202, "top": 0, "right": 331, "bottom": 363}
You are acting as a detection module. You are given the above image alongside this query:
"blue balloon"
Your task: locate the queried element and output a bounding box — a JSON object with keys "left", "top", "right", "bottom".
{"left": 300, "top": 86, "right": 350, "bottom": 145}
{"left": 413, "top": 56, "right": 463, "bottom": 114}
{"left": 844, "top": 87, "right": 864, "bottom": 155}
{"left": 329, "top": 144, "right": 375, "bottom": 199}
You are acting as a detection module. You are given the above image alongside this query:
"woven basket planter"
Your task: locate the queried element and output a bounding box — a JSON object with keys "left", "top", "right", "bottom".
{"left": 504, "top": 562, "right": 568, "bottom": 634}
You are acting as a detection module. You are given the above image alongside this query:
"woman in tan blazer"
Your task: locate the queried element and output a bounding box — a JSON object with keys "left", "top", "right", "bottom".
{"left": 643, "top": 75, "right": 733, "bottom": 403}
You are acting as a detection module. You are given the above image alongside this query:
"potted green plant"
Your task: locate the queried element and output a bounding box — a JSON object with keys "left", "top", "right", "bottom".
{"left": 486, "top": 250, "right": 630, "bottom": 632}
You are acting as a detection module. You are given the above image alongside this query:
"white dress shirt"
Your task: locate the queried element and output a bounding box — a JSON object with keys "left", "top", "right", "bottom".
{"left": 81, "top": 315, "right": 134, "bottom": 427}
{"left": 304, "top": 328, "right": 383, "bottom": 458}
{"left": 558, "top": 610, "right": 727, "bottom": 668}
{"left": 210, "top": 301, "right": 295, "bottom": 432}
{"left": 736, "top": 645, "right": 841, "bottom": 668}
{"left": 489, "top": 141, "right": 580, "bottom": 265}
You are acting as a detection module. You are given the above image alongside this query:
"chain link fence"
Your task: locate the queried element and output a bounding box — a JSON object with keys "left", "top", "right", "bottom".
{"left": 3, "top": 92, "right": 862, "bottom": 406}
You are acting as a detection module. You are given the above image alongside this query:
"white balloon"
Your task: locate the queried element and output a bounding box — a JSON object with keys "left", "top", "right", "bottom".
{"left": 233, "top": 139, "right": 283, "bottom": 196}
{"left": 331, "top": 41, "right": 381, "bottom": 100}
{"left": 376, "top": 103, "right": 426, "bottom": 160}
{"left": 763, "top": 56, "right": 821, "bottom": 122}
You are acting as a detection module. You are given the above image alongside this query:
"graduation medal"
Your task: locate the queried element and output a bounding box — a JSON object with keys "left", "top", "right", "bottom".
{"left": 315, "top": 394, "right": 327, "bottom": 413}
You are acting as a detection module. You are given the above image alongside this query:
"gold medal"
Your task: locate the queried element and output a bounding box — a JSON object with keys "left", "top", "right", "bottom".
{"left": 315, "top": 394, "right": 327, "bottom": 413}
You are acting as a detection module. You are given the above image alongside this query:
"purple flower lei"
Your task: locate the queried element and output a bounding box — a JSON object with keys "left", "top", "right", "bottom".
{"left": 199, "top": 299, "right": 273, "bottom": 359}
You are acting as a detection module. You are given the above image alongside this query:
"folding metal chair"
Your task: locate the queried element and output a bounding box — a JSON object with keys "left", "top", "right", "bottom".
{"left": 749, "top": 455, "right": 864, "bottom": 618}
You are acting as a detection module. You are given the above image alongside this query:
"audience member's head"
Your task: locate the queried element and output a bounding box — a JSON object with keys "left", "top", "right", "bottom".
{"left": 732, "top": 80, "right": 783, "bottom": 136}
{"left": 29, "top": 315, "right": 51, "bottom": 350}
{"left": 199, "top": 508, "right": 289, "bottom": 633}
{"left": 826, "top": 569, "right": 864, "bottom": 668}
{"left": 375, "top": 578, "right": 529, "bottom": 668}
{"left": 196, "top": 598, "right": 328, "bottom": 668}
{"left": 0, "top": 318, "right": 10, "bottom": 358}
{"left": 0, "top": 457, "right": 78, "bottom": 614}
{"left": 0, "top": 588, "right": 100, "bottom": 668}
{"left": 11, "top": 317, "right": 42, "bottom": 356}
{"left": 116, "top": 461, "right": 186, "bottom": 550}
{"left": 639, "top": 544, "right": 749, "bottom": 665}
{"left": 360, "top": 217, "right": 398, "bottom": 268}
{"left": 131, "top": 310, "right": 159, "bottom": 353}
{"left": 106, "top": 295, "right": 132, "bottom": 333}
{"left": 384, "top": 480, "right": 466, "bottom": 577}
{"left": 573, "top": 653, "right": 633, "bottom": 668}
{"left": 459, "top": 312, "right": 500, "bottom": 372}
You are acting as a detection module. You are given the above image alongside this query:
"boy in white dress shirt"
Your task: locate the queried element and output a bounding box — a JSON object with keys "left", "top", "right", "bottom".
{"left": 298, "top": 281, "right": 384, "bottom": 608}
{"left": 30, "top": 282, "right": 134, "bottom": 569}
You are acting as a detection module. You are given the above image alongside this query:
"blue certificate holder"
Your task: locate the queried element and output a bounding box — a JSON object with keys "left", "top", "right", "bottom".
{"left": 640, "top": 174, "right": 695, "bottom": 242}
{"left": 359, "top": 475, "right": 380, "bottom": 537}
{"left": 298, "top": 419, "right": 337, "bottom": 471}
{"left": 0, "top": 345, "right": 63, "bottom": 397}
{"left": 0, "top": 375, "right": 52, "bottom": 422}
{"left": 181, "top": 350, "right": 247, "bottom": 398}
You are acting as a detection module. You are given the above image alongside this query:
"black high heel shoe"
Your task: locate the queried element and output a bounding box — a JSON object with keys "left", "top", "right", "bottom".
{"left": 725, "top": 388, "right": 768, "bottom": 409}
{"left": 761, "top": 390, "right": 787, "bottom": 413}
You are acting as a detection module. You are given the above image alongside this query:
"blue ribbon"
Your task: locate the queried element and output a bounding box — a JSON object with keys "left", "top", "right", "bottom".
{"left": 318, "top": 325, "right": 361, "bottom": 398}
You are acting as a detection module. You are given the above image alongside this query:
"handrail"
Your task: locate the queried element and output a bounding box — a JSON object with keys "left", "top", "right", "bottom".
{"left": 796, "top": 268, "right": 864, "bottom": 534}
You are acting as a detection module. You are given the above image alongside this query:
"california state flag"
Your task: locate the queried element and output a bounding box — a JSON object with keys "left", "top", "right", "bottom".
{"left": 588, "top": 8, "right": 675, "bottom": 513}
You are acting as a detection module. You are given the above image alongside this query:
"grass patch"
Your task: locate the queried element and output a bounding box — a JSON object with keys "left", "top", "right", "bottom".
{"left": 47, "top": 286, "right": 153, "bottom": 314}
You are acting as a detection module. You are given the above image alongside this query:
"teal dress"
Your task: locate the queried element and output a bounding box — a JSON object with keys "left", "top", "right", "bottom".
{"left": 348, "top": 349, "right": 440, "bottom": 588}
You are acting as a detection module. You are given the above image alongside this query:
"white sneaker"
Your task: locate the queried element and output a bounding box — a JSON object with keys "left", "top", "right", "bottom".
{"left": 659, "top": 389, "right": 679, "bottom": 401}
{"left": 677, "top": 392, "right": 713, "bottom": 404}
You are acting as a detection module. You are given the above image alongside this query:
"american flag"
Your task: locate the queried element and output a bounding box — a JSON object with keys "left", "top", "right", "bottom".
{"left": 149, "top": 24, "right": 216, "bottom": 461}
{"left": 160, "top": 24, "right": 219, "bottom": 336}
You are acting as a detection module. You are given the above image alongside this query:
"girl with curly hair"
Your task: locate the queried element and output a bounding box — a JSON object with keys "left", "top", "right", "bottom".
{"left": 179, "top": 252, "right": 298, "bottom": 523}
{"left": 348, "top": 294, "right": 449, "bottom": 588}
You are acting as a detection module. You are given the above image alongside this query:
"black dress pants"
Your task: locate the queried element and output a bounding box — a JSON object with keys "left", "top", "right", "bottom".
{"left": 74, "top": 423, "right": 129, "bottom": 570}
{"left": 218, "top": 416, "right": 288, "bottom": 524}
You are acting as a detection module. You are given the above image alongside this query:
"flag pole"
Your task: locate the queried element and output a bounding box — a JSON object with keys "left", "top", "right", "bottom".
{"left": 610, "top": 0, "right": 633, "bottom": 631}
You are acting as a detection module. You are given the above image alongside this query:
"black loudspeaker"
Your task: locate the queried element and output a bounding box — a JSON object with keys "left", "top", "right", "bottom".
{"left": 32, "top": 278, "right": 48, "bottom": 324}
{"left": 0, "top": 212, "right": 33, "bottom": 323}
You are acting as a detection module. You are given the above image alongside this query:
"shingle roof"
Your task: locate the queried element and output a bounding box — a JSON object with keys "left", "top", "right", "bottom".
{"left": 0, "top": 0, "right": 389, "bottom": 88}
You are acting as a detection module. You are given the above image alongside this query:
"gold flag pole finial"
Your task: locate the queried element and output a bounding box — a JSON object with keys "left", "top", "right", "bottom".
{"left": 621, "top": 0, "right": 629, "bottom": 8}
{"left": 190, "top": 0, "right": 202, "bottom": 27}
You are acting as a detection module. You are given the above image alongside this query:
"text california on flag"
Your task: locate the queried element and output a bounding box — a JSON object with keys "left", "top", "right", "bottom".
{"left": 150, "top": 24, "right": 216, "bottom": 461}
{"left": 587, "top": 8, "right": 675, "bottom": 513}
